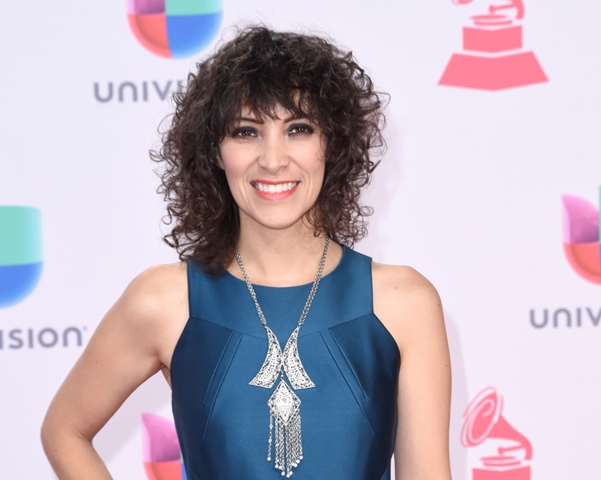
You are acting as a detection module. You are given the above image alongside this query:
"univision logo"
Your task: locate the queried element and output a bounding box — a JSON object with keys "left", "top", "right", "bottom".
{"left": 127, "top": 0, "right": 223, "bottom": 59}
{"left": 562, "top": 187, "right": 601, "bottom": 285}
{"left": 142, "top": 413, "right": 187, "bottom": 480}
{"left": 0, "top": 206, "right": 43, "bottom": 308}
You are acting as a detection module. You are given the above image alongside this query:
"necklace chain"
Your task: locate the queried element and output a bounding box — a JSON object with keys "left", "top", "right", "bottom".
{"left": 235, "top": 237, "right": 330, "bottom": 331}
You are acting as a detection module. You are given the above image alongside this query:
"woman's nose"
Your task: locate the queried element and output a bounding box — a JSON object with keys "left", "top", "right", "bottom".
{"left": 257, "top": 134, "right": 289, "bottom": 173}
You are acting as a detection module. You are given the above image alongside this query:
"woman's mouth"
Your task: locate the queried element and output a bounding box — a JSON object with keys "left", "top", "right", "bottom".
{"left": 251, "top": 181, "right": 300, "bottom": 199}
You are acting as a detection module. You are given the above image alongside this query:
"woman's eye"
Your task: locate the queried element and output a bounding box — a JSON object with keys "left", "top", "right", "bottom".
{"left": 232, "top": 127, "right": 257, "bottom": 138}
{"left": 289, "top": 123, "right": 315, "bottom": 135}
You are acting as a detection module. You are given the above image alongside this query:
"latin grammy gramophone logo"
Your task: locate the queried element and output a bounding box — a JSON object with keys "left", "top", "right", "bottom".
{"left": 461, "top": 387, "right": 533, "bottom": 480}
{"left": 439, "top": 0, "right": 548, "bottom": 90}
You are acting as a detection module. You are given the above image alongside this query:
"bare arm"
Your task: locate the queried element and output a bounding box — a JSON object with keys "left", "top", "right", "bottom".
{"left": 41, "top": 264, "right": 187, "bottom": 479}
{"left": 373, "top": 264, "right": 452, "bottom": 480}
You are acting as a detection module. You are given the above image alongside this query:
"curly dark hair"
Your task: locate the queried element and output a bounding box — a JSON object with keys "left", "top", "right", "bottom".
{"left": 153, "top": 25, "right": 387, "bottom": 274}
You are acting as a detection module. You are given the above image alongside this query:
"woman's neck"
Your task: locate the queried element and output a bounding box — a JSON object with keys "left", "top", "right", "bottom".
{"left": 231, "top": 223, "right": 341, "bottom": 287}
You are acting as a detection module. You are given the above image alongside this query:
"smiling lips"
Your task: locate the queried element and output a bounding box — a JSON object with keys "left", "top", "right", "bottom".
{"left": 251, "top": 181, "right": 300, "bottom": 200}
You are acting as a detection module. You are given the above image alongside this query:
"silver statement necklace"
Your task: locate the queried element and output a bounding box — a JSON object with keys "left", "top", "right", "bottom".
{"left": 235, "top": 236, "right": 329, "bottom": 478}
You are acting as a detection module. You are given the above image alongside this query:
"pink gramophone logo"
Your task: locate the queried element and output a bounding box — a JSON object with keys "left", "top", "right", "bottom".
{"left": 439, "top": 0, "right": 548, "bottom": 90}
{"left": 461, "top": 387, "right": 533, "bottom": 480}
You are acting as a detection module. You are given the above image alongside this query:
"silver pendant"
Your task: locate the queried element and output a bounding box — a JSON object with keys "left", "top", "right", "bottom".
{"left": 249, "top": 326, "right": 283, "bottom": 388}
{"left": 268, "top": 380, "right": 301, "bottom": 427}
{"left": 249, "top": 325, "right": 315, "bottom": 390}
{"left": 249, "top": 327, "right": 314, "bottom": 476}
{"left": 282, "top": 326, "right": 315, "bottom": 390}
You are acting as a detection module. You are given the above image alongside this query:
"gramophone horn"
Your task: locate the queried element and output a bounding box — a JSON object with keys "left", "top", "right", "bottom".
{"left": 461, "top": 387, "right": 532, "bottom": 460}
{"left": 488, "top": 414, "right": 533, "bottom": 460}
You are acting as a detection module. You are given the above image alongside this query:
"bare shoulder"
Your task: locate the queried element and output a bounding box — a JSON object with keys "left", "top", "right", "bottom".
{"left": 372, "top": 262, "right": 444, "bottom": 352}
{"left": 372, "top": 262, "right": 442, "bottom": 314}
{"left": 111, "top": 262, "right": 189, "bottom": 331}
{"left": 125, "top": 262, "right": 187, "bottom": 302}
{"left": 97, "top": 262, "right": 189, "bottom": 371}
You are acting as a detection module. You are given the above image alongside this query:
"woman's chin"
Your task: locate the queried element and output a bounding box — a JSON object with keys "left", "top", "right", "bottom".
{"left": 242, "top": 212, "right": 314, "bottom": 234}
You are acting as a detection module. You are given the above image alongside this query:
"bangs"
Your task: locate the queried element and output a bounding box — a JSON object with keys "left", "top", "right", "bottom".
{"left": 219, "top": 86, "right": 318, "bottom": 136}
{"left": 211, "top": 28, "right": 323, "bottom": 137}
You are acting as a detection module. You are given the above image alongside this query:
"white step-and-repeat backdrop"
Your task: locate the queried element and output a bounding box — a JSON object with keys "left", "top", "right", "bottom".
{"left": 1, "top": 0, "right": 600, "bottom": 478}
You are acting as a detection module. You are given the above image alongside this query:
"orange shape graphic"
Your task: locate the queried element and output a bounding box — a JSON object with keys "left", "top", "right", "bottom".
{"left": 563, "top": 243, "right": 601, "bottom": 285}
{"left": 128, "top": 13, "right": 171, "bottom": 58}
{"left": 144, "top": 460, "right": 183, "bottom": 480}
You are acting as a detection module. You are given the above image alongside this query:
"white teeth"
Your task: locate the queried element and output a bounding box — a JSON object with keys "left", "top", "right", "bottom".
{"left": 254, "top": 182, "right": 298, "bottom": 193}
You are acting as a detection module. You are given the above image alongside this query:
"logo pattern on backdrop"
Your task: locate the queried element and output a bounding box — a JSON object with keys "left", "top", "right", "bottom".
{"left": 0, "top": 206, "right": 88, "bottom": 350}
{"left": 127, "top": 0, "right": 223, "bottom": 59}
{"left": 462, "top": 387, "right": 533, "bottom": 480}
{"left": 562, "top": 187, "right": 601, "bottom": 285}
{"left": 142, "top": 413, "right": 186, "bottom": 480}
{"left": 0, "top": 206, "right": 43, "bottom": 309}
{"left": 440, "top": 0, "right": 547, "bottom": 90}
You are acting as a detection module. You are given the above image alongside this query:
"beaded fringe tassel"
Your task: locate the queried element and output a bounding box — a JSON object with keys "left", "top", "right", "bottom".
{"left": 267, "top": 379, "right": 303, "bottom": 477}
{"left": 268, "top": 403, "right": 303, "bottom": 477}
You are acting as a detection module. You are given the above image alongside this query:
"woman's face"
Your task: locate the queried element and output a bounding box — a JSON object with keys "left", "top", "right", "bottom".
{"left": 219, "top": 104, "right": 326, "bottom": 234}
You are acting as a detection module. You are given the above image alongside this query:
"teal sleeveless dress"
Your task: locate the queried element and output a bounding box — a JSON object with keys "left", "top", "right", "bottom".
{"left": 171, "top": 246, "right": 400, "bottom": 479}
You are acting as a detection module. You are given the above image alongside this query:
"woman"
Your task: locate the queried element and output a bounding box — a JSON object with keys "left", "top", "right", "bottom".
{"left": 42, "top": 26, "right": 451, "bottom": 480}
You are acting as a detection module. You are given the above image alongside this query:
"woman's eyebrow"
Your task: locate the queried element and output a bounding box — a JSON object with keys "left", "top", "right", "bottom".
{"left": 233, "top": 114, "right": 310, "bottom": 124}
{"left": 234, "top": 116, "right": 263, "bottom": 124}
{"left": 283, "top": 114, "right": 309, "bottom": 123}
